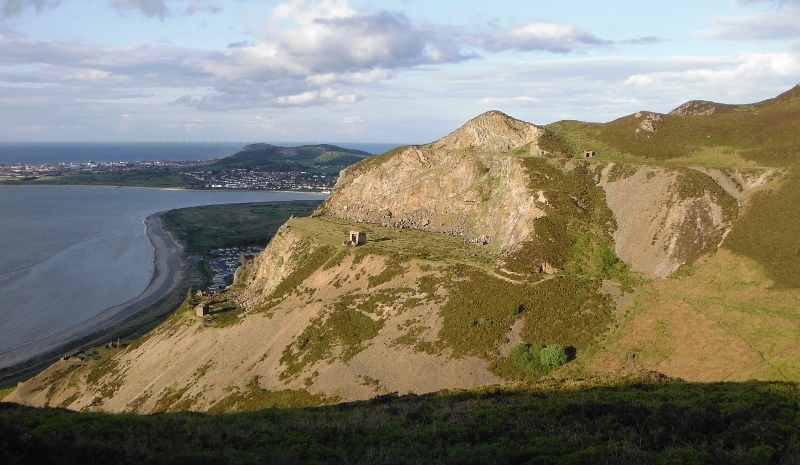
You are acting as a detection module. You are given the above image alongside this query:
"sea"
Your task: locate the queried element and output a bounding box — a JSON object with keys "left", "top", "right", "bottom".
{"left": 0, "top": 142, "right": 401, "bottom": 364}
{"left": 0, "top": 141, "right": 400, "bottom": 165}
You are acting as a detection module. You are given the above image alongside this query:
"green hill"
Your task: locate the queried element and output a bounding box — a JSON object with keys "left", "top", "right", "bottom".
{"left": 206, "top": 143, "right": 371, "bottom": 172}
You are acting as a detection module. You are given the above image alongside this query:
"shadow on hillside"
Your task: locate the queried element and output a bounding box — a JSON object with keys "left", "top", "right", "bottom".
{"left": 1, "top": 377, "right": 798, "bottom": 464}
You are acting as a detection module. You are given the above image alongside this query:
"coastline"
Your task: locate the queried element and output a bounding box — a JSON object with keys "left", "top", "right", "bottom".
{"left": 0, "top": 213, "right": 186, "bottom": 374}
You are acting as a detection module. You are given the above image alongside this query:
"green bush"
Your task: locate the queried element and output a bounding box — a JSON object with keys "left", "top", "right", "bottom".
{"left": 540, "top": 345, "right": 569, "bottom": 368}
{"left": 508, "top": 344, "right": 542, "bottom": 374}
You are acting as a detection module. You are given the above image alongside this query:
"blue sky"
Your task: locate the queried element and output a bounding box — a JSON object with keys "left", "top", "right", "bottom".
{"left": 0, "top": 0, "right": 798, "bottom": 143}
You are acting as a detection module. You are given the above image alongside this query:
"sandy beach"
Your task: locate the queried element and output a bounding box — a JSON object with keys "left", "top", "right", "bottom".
{"left": 0, "top": 213, "right": 183, "bottom": 370}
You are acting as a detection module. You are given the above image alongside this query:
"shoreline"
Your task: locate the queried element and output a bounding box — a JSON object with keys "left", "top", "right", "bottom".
{"left": 0, "top": 213, "right": 184, "bottom": 372}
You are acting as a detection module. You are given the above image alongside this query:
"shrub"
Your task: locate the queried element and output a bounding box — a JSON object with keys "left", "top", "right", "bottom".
{"left": 540, "top": 345, "right": 569, "bottom": 368}
{"left": 508, "top": 344, "right": 542, "bottom": 374}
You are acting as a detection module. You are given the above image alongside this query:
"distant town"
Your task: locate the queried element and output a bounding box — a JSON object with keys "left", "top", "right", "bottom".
{"left": 183, "top": 168, "right": 335, "bottom": 191}
{"left": 0, "top": 159, "right": 337, "bottom": 191}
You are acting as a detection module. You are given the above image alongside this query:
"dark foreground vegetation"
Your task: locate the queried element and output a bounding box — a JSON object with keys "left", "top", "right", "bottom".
{"left": 2, "top": 376, "right": 799, "bottom": 464}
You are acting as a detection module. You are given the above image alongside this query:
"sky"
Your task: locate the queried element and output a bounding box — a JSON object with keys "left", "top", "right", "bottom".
{"left": 0, "top": 0, "right": 799, "bottom": 143}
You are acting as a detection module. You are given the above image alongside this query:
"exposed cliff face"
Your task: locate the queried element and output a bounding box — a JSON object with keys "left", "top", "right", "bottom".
{"left": 669, "top": 101, "right": 718, "bottom": 116}
{"left": 322, "top": 138, "right": 766, "bottom": 278}
{"left": 317, "top": 146, "right": 545, "bottom": 249}
{"left": 425, "top": 110, "right": 546, "bottom": 154}
{"left": 596, "top": 164, "right": 773, "bottom": 278}
{"left": 233, "top": 222, "right": 322, "bottom": 310}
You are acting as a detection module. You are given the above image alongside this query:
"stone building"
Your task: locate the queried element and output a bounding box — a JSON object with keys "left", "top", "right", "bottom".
{"left": 344, "top": 231, "right": 367, "bottom": 246}
{"left": 195, "top": 303, "right": 209, "bottom": 317}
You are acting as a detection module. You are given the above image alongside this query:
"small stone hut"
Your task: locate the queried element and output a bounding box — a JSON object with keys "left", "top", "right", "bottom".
{"left": 344, "top": 231, "right": 367, "bottom": 246}
{"left": 195, "top": 303, "right": 210, "bottom": 317}
{"left": 583, "top": 150, "right": 596, "bottom": 158}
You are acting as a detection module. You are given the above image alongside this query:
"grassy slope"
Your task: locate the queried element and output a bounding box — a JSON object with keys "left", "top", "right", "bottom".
{"left": 2, "top": 377, "right": 799, "bottom": 464}
{"left": 280, "top": 182, "right": 622, "bottom": 381}
{"left": 543, "top": 85, "right": 800, "bottom": 382}
{"left": 205, "top": 144, "right": 370, "bottom": 171}
{"left": 166, "top": 86, "right": 800, "bottom": 389}
{"left": 548, "top": 87, "right": 800, "bottom": 285}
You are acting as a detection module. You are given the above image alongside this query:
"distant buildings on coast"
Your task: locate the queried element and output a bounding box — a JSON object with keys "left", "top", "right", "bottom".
{"left": 0, "top": 159, "right": 212, "bottom": 179}
{"left": 184, "top": 168, "right": 336, "bottom": 190}
{"left": 205, "top": 246, "right": 264, "bottom": 293}
{"left": 0, "top": 159, "right": 337, "bottom": 191}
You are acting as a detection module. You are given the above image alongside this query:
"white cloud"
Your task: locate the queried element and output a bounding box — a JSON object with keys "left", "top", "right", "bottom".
{"left": 268, "top": 1, "right": 468, "bottom": 71}
{"left": 478, "top": 96, "right": 541, "bottom": 104}
{"left": 0, "top": 0, "right": 626, "bottom": 114}
{"left": 701, "top": 1, "right": 800, "bottom": 42}
{"left": 341, "top": 116, "right": 363, "bottom": 123}
{"left": 465, "top": 21, "right": 612, "bottom": 54}
{"left": 623, "top": 52, "right": 800, "bottom": 92}
{"left": 306, "top": 69, "right": 390, "bottom": 85}
{"left": 64, "top": 68, "right": 112, "bottom": 80}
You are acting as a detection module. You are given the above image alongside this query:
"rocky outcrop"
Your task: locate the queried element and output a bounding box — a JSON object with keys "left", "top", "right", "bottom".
{"left": 595, "top": 164, "right": 770, "bottom": 278}
{"left": 425, "top": 110, "right": 547, "bottom": 155}
{"left": 634, "top": 112, "right": 663, "bottom": 133}
{"left": 670, "top": 101, "right": 717, "bottom": 116}
{"left": 234, "top": 224, "right": 318, "bottom": 310}
{"left": 691, "top": 168, "right": 776, "bottom": 200}
{"left": 316, "top": 146, "right": 546, "bottom": 249}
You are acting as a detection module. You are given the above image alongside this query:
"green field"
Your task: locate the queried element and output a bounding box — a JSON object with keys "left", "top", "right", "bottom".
{"left": 160, "top": 201, "right": 323, "bottom": 255}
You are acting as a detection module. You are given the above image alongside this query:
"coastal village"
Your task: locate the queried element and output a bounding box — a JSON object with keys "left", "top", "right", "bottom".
{"left": 204, "top": 246, "right": 264, "bottom": 293}
{"left": 183, "top": 168, "right": 335, "bottom": 190}
{"left": 0, "top": 160, "right": 337, "bottom": 191}
{"left": 0, "top": 159, "right": 209, "bottom": 178}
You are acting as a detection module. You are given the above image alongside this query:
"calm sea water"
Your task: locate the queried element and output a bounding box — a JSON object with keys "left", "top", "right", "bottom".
{"left": 0, "top": 185, "right": 326, "bottom": 355}
{"left": 0, "top": 142, "right": 401, "bottom": 165}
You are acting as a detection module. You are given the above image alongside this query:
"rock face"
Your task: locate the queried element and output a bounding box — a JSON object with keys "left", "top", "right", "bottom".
{"left": 425, "top": 110, "right": 547, "bottom": 155}
{"left": 634, "top": 112, "right": 663, "bottom": 133}
{"left": 670, "top": 101, "right": 717, "bottom": 116}
{"left": 233, "top": 223, "right": 322, "bottom": 310}
{"left": 317, "top": 146, "right": 545, "bottom": 249}
{"left": 596, "top": 164, "right": 772, "bottom": 278}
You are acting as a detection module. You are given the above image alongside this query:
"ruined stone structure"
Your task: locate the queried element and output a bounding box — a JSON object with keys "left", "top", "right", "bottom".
{"left": 344, "top": 231, "right": 366, "bottom": 246}
{"left": 195, "top": 303, "right": 209, "bottom": 317}
{"left": 583, "top": 150, "right": 596, "bottom": 158}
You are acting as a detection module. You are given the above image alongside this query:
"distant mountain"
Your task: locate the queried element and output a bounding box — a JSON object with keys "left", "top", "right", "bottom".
{"left": 206, "top": 143, "right": 372, "bottom": 171}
